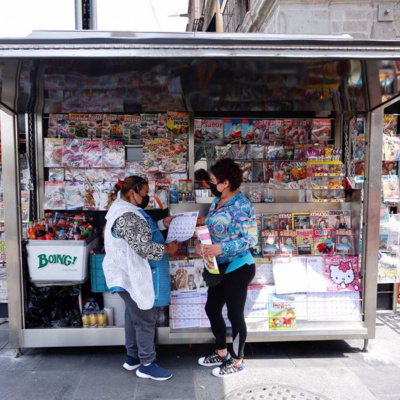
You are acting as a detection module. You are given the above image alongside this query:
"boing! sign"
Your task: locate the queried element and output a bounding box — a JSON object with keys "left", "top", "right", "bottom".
{"left": 37, "top": 254, "right": 78, "bottom": 269}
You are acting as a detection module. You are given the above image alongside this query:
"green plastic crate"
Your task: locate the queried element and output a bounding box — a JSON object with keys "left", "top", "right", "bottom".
{"left": 90, "top": 253, "right": 110, "bottom": 293}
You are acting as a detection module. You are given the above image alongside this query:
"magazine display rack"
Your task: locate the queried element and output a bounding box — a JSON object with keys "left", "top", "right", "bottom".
{"left": 0, "top": 32, "right": 396, "bottom": 353}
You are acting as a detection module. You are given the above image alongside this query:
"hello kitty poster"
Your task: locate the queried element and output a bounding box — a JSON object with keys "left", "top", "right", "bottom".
{"left": 324, "top": 256, "right": 361, "bottom": 292}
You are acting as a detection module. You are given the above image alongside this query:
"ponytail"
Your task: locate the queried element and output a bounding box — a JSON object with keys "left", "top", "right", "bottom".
{"left": 107, "top": 183, "right": 121, "bottom": 208}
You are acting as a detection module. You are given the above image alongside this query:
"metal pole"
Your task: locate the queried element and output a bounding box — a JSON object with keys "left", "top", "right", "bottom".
{"left": 75, "top": 0, "right": 83, "bottom": 30}
{"left": 89, "top": 0, "right": 98, "bottom": 30}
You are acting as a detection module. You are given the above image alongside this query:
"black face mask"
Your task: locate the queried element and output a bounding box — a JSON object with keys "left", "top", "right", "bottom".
{"left": 138, "top": 195, "right": 150, "bottom": 209}
{"left": 209, "top": 183, "right": 222, "bottom": 198}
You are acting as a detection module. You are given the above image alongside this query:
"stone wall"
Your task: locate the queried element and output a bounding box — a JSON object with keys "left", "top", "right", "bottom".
{"left": 239, "top": 0, "right": 400, "bottom": 39}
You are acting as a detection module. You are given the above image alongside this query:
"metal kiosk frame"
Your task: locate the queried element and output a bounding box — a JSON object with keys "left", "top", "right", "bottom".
{"left": 0, "top": 32, "right": 397, "bottom": 354}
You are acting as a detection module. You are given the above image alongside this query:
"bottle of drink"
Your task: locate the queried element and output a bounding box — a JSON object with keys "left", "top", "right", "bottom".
{"left": 28, "top": 221, "right": 36, "bottom": 240}
{"left": 58, "top": 229, "right": 67, "bottom": 240}
{"left": 36, "top": 224, "right": 45, "bottom": 240}
{"left": 73, "top": 221, "right": 80, "bottom": 240}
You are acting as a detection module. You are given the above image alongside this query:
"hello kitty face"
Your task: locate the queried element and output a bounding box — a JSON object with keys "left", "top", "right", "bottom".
{"left": 329, "top": 261, "right": 357, "bottom": 289}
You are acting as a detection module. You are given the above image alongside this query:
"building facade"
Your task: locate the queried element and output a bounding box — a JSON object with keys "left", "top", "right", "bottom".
{"left": 187, "top": 0, "right": 400, "bottom": 39}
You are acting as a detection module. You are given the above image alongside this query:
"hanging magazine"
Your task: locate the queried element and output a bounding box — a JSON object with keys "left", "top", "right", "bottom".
{"left": 268, "top": 294, "right": 297, "bottom": 330}
{"left": 62, "top": 139, "right": 83, "bottom": 168}
{"left": 324, "top": 255, "right": 361, "bottom": 292}
{"left": 102, "top": 141, "right": 125, "bottom": 168}
{"left": 382, "top": 175, "right": 400, "bottom": 202}
{"left": 261, "top": 230, "right": 280, "bottom": 256}
{"left": 297, "top": 229, "right": 314, "bottom": 255}
{"left": 44, "top": 181, "right": 65, "bottom": 210}
{"left": 167, "top": 112, "right": 189, "bottom": 140}
{"left": 83, "top": 139, "right": 103, "bottom": 168}
{"left": 44, "top": 138, "right": 63, "bottom": 167}
{"left": 279, "top": 230, "right": 298, "bottom": 255}
{"left": 335, "top": 229, "right": 356, "bottom": 255}
{"left": 65, "top": 182, "right": 85, "bottom": 210}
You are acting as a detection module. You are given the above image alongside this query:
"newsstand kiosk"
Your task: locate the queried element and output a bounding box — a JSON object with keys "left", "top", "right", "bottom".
{"left": 0, "top": 32, "right": 397, "bottom": 355}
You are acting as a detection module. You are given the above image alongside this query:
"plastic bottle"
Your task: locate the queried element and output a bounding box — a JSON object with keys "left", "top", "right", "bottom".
{"left": 73, "top": 221, "right": 80, "bottom": 240}
{"left": 27, "top": 221, "right": 34, "bottom": 239}
{"left": 58, "top": 229, "right": 67, "bottom": 240}
{"left": 36, "top": 224, "right": 45, "bottom": 240}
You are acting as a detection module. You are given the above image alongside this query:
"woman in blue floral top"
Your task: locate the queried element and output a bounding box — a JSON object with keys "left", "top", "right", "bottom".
{"left": 196, "top": 158, "right": 258, "bottom": 378}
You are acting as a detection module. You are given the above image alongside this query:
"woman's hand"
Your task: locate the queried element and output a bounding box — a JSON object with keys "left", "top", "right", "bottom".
{"left": 195, "top": 243, "right": 203, "bottom": 257}
{"left": 163, "top": 216, "right": 175, "bottom": 228}
{"left": 164, "top": 241, "right": 179, "bottom": 255}
{"left": 203, "top": 244, "right": 222, "bottom": 258}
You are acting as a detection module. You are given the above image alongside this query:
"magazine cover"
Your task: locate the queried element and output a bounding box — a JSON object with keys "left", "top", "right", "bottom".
{"left": 194, "top": 119, "right": 203, "bottom": 143}
{"left": 261, "top": 230, "right": 280, "bottom": 256}
{"left": 257, "top": 120, "right": 274, "bottom": 144}
{"left": 383, "top": 134, "right": 400, "bottom": 161}
{"left": 83, "top": 139, "right": 103, "bottom": 168}
{"left": 201, "top": 119, "right": 224, "bottom": 144}
{"left": 266, "top": 144, "right": 285, "bottom": 161}
{"left": 353, "top": 117, "right": 365, "bottom": 137}
{"left": 64, "top": 168, "right": 86, "bottom": 183}
{"left": 384, "top": 114, "right": 398, "bottom": 136}
{"left": 353, "top": 135, "right": 366, "bottom": 162}
{"left": 324, "top": 256, "right": 361, "bottom": 292}
{"left": 284, "top": 119, "right": 295, "bottom": 143}
{"left": 252, "top": 162, "right": 264, "bottom": 183}
{"left": 292, "top": 213, "right": 311, "bottom": 229}
{"left": 382, "top": 161, "right": 398, "bottom": 175}
{"left": 378, "top": 252, "right": 400, "bottom": 284}
{"left": 283, "top": 146, "right": 295, "bottom": 161}
{"left": 56, "top": 114, "right": 69, "bottom": 138}
{"left": 231, "top": 144, "right": 249, "bottom": 160}
{"left": 169, "top": 259, "right": 207, "bottom": 292}
{"left": 311, "top": 119, "right": 332, "bottom": 143}
{"left": 279, "top": 230, "right": 298, "bottom": 255}
{"left": 88, "top": 114, "right": 102, "bottom": 138}
{"left": 102, "top": 141, "right": 125, "bottom": 168}
{"left": 167, "top": 111, "right": 189, "bottom": 140}
{"left": 140, "top": 113, "right": 159, "bottom": 137}
{"left": 44, "top": 181, "right": 65, "bottom": 210}
{"left": 65, "top": 182, "right": 85, "bottom": 210}
{"left": 297, "top": 229, "right": 314, "bottom": 255}
{"left": 262, "top": 213, "right": 280, "bottom": 230}
{"left": 44, "top": 138, "right": 64, "bottom": 167}
{"left": 273, "top": 161, "right": 292, "bottom": 183}
{"left": 313, "top": 228, "right": 335, "bottom": 255}
{"left": 48, "top": 168, "right": 65, "bottom": 182}
{"left": 278, "top": 213, "right": 292, "bottom": 230}
{"left": 223, "top": 118, "right": 242, "bottom": 143}
{"left": 298, "top": 120, "right": 311, "bottom": 144}
{"left": 123, "top": 114, "right": 141, "bottom": 144}
{"left": 379, "top": 224, "right": 400, "bottom": 253}
{"left": 250, "top": 215, "right": 263, "bottom": 257}
{"left": 274, "top": 120, "right": 285, "bottom": 142}
{"left": 290, "top": 162, "right": 307, "bottom": 182}
{"left": 382, "top": 175, "right": 400, "bottom": 202}
{"left": 242, "top": 119, "right": 257, "bottom": 143}
{"left": 293, "top": 145, "right": 308, "bottom": 161}
{"left": 263, "top": 162, "right": 275, "bottom": 183}
{"left": 239, "top": 162, "right": 252, "bottom": 182}
{"left": 62, "top": 139, "right": 83, "bottom": 168}
{"left": 335, "top": 229, "right": 356, "bottom": 254}
{"left": 310, "top": 212, "right": 330, "bottom": 229}
{"left": 328, "top": 210, "right": 352, "bottom": 229}
{"left": 195, "top": 226, "right": 219, "bottom": 273}
{"left": 249, "top": 144, "right": 265, "bottom": 160}
{"left": 268, "top": 294, "right": 296, "bottom": 330}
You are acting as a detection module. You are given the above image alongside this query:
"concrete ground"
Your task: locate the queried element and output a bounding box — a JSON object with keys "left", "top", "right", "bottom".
{"left": 0, "top": 314, "right": 400, "bottom": 400}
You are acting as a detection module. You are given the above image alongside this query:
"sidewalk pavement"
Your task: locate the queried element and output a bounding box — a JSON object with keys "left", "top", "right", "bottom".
{"left": 0, "top": 314, "right": 399, "bottom": 400}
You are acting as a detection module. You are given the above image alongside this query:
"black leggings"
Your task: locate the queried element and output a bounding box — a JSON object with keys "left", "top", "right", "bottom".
{"left": 205, "top": 264, "right": 256, "bottom": 359}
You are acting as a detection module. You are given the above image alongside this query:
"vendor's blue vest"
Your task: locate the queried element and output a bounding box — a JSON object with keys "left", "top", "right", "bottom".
{"left": 138, "top": 209, "right": 170, "bottom": 307}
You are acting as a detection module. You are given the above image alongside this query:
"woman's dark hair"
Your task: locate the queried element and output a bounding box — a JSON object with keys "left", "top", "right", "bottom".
{"left": 108, "top": 175, "right": 148, "bottom": 206}
{"left": 210, "top": 158, "right": 243, "bottom": 191}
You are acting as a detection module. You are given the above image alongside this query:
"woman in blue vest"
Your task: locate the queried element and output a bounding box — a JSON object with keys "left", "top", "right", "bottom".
{"left": 104, "top": 176, "right": 178, "bottom": 381}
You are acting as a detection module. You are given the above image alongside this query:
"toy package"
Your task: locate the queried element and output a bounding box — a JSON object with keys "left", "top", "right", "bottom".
{"left": 279, "top": 230, "right": 298, "bottom": 255}
{"left": 62, "top": 139, "right": 83, "bottom": 168}
{"left": 310, "top": 212, "right": 330, "bottom": 229}
{"left": 292, "top": 213, "right": 311, "bottom": 229}
{"left": 261, "top": 230, "right": 280, "bottom": 256}
{"left": 167, "top": 111, "right": 189, "bottom": 139}
{"left": 223, "top": 118, "right": 242, "bottom": 143}
{"left": 268, "top": 294, "right": 296, "bottom": 330}
{"left": 83, "top": 139, "right": 103, "bottom": 168}
{"left": 44, "top": 138, "right": 63, "bottom": 167}
{"left": 324, "top": 256, "right": 361, "bottom": 292}
{"left": 335, "top": 229, "right": 356, "bottom": 254}
{"left": 313, "top": 228, "right": 335, "bottom": 255}
{"left": 297, "top": 229, "right": 314, "bottom": 255}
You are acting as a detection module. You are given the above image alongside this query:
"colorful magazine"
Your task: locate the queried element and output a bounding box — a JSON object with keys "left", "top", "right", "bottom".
{"left": 335, "top": 229, "right": 356, "bottom": 254}
{"left": 310, "top": 212, "right": 330, "bottom": 229}
{"left": 268, "top": 294, "right": 296, "bottom": 330}
{"left": 273, "top": 161, "right": 292, "bottom": 183}
{"left": 324, "top": 255, "right": 361, "bottom": 292}
{"left": 266, "top": 144, "right": 285, "bottom": 161}
{"left": 123, "top": 114, "right": 141, "bottom": 144}
{"left": 382, "top": 161, "right": 398, "bottom": 175}
{"left": 44, "top": 181, "right": 65, "bottom": 210}
{"left": 102, "top": 141, "right": 125, "bottom": 168}
{"left": 290, "top": 162, "right": 307, "bottom": 181}
{"left": 292, "top": 213, "right": 311, "bottom": 230}
{"left": 48, "top": 168, "right": 64, "bottom": 182}
{"left": 83, "top": 139, "right": 103, "bottom": 168}
{"left": 298, "top": 120, "right": 311, "bottom": 144}
{"left": 261, "top": 230, "right": 280, "bottom": 256}
{"left": 231, "top": 144, "right": 249, "bottom": 160}
{"left": 279, "top": 230, "right": 298, "bottom": 255}
{"left": 44, "top": 138, "right": 64, "bottom": 167}
{"left": 313, "top": 228, "right": 335, "bottom": 255}
{"left": 62, "top": 139, "right": 83, "bottom": 168}
{"left": 201, "top": 119, "right": 223, "bottom": 144}
{"left": 241, "top": 119, "right": 257, "bottom": 143}
{"left": 88, "top": 114, "right": 102, "bottom": 138}
{"left": 278, "top": 213, "right": 292, "bottom": 230}
{"left": 274, "top": 120, "right": 285, "bottom": 142}
{"left": 284, "top": 119, "right": 295, "bottom": 143}
{"left": 311, "top": 119, "right": 331, "bottom": 143}
{"left": 65, "top": 182, "right": 85, "bottom": 210}
{"left": 263, "top": 162, "right": 275, "bottom": 182}
{"left": 328, "top": 210, "right": 352, "bottom": 229}
{"left": 353, "top": 135, "right": 366, "bottom": 162}
{"left": 297, "top": 229, "right": 314, "bottom": 255}
{"left": 384, "top": 114, "right": 397, "bottom": 136}
{"left": 223, "top": 118, "right": 242, "bottom": 143}
{"left": 140, "top": 113, "right": 159, "bottom": 137}
{"left": 167, "top": 111, "right": 189, "bottom": 140}
{"left": 262, "top": 213, "right": 280, "bottom": 230}
{"left": 382, "top": 175, "right": 400, "bottom": 202}
{"left": 256, "top": 120, "right": 273, "bottom": 144}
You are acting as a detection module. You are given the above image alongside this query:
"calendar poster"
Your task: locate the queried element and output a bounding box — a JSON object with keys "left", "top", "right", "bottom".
{"left": 166, "top": 211, "right": 199, "bottom": 243}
